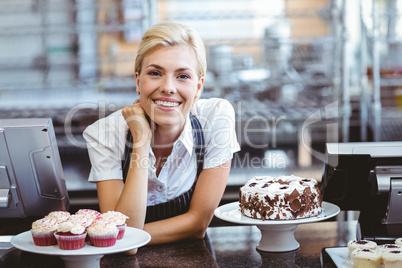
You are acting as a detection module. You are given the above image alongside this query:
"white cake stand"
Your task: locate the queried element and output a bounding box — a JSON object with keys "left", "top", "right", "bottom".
{"left": 11, "top": 227, "right": 151, "bottom": 268}
{"left": 214, "top": 201, "right": 340, "bottom": 252}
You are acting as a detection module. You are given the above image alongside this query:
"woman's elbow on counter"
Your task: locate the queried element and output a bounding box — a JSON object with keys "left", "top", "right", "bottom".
{"left": 189, "top": 218, "right": 210, "bottom": 240}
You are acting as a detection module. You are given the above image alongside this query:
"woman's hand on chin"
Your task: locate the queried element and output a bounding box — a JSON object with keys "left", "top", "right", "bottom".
{"left": 122, "top": 100, "right": 152, "bottom": 150}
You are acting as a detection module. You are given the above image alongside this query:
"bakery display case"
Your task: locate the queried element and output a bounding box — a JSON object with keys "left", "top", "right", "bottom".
{"left": 0, "top": 0, "right": 348, "bottom": 157}
{"left": 359, "top": 0, "right": 402, "bottom": 142}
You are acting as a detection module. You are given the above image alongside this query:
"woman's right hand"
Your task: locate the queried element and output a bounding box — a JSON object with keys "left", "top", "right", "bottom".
{"left": 122, "top": 99, "right": 152, "bottom": 151}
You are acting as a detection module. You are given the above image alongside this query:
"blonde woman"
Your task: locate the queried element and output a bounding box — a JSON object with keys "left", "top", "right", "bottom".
{"left": 84, "top": 22, "right": 240, "bottom": 249}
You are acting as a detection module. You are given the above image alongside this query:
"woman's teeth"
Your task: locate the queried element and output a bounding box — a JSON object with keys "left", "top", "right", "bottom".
{"left": 154, "top": 100, "right": 179, "bottom": 107}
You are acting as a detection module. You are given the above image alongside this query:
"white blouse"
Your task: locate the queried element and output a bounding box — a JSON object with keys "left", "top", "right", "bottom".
{"left": 83, "top": 98, "right": 241, "bottom": 205}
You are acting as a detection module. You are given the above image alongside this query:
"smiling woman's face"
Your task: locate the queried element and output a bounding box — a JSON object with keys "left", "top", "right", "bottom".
{"left": 135, "top": 45, "right": 204, "bottom": 128}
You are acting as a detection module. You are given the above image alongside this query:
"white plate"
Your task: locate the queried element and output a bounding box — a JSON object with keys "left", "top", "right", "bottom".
{"left": 214, "top": 201, "right": 340, "bottom": 226}
{"left": 325, "top": 247, "right": 354, "bottom": 268}
{"left": 10, "top": 227, "right": 150, "bottom": 256}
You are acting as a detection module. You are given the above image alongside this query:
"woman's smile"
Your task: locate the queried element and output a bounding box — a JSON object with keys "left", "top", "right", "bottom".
{"left": 153, "top": 97, "right": 182, "bottom": 111}
{"left": 136, "top": 45, "right": 203, "bottom": 128}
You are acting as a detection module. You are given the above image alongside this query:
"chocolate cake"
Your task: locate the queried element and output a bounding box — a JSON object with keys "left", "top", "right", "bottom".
{"left": 239, "top": 175, "right": 322, "bottom": 220}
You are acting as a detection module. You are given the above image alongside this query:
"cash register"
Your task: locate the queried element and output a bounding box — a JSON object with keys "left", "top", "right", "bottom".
{"left": 0, "top": 118, "right": 69, "bottom": 218}
{"left": 321, "top": 141, "right": 402, "bottom": 244}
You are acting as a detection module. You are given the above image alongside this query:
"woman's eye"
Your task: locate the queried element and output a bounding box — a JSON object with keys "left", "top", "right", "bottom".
{"left": 178, "top": 74, "right": 190, "bottom": 79}
{"left": 148, "top": 71, "right": 160, "bottom": 76}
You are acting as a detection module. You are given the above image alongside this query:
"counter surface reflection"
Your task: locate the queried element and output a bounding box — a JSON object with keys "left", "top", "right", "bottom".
{"left": 1, "top": 220, "right": 355, "bottom": 268}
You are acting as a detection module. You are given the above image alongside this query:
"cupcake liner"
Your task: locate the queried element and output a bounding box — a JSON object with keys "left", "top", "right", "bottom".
{"left": 54, "top": 232, "right": 87, "bottom": 250}
{"left": 31, "top": 230, "right": 56, "bottom": 246}
{"left": 383, "top": 261, "right": 402, "bottom": 268}
{"left": 382, "top": 251, "right": 402, "bottom": 268}
{"left": 88, "top": 230, "right": 119, "bottom": 247}
{"left": 352, "top": 258, "right": 380, "bottom": 268}
{"left": 117, "top": 224, "right": 126, "bottom": 240}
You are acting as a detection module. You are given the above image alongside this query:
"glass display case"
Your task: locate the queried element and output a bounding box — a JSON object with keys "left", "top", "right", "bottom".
{"left": 359, "top": 0, "right": 402, "bottom": 142}
{"left": 0, "top": 0, "right": 348, "bottom": 180}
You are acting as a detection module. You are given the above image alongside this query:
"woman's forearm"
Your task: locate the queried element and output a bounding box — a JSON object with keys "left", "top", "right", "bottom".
{"left": 115, "top": 149, "right": 149, "bottom": 229}
{"left": 143, "top": 210, "right": 211, "bottom": 245}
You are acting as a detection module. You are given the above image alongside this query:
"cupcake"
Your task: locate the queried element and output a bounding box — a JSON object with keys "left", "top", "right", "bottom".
{"left": 87, "top": 219, "right": 119, "bottom": 247}
{"left": 54, "top": 221, "right": 87, "bottom": 250}
{"left": 382, "top": 250, "right": 402, "bottom": 268}
{"left": 377, "top": 244, "right": 402, "bottom": 253}
{"left": 351, "top": 248, "right": 381, "bottom": 268}
{"left": 45, "top": 211, "right": 71, "bottom": 222}
{"left": 75, "top": 209, "right": 102, "bottom": 221}
{"left": 347, "top": 240, "right": 377, "bottom": 257}
{"left": 67, "top": 214, "right": 93, "bottom": 228}
{"left": 31, "top": 218, "right": 59, "bottom": 246}
{"left": 395, "top": 238, "right": 402, "bottom": 246}
{"left": 99, "top": 211, "right": 129, "bottom": 240}
{"left": 68, "top": 214, "right": 94, "bottom": 242}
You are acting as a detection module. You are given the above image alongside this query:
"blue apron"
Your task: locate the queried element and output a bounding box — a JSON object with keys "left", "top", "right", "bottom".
{"left": 121, "top": 114, "right": 205, "bottom": 223}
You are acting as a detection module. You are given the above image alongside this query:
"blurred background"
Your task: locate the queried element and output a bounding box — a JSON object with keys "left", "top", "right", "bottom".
{"left": 0, "top": 0, "right": 402, "bottom": 207}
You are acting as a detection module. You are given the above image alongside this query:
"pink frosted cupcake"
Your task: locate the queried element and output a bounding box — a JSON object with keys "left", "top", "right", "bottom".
{"left": 68, "top": 214, "right": 94, "bottom": 242}
{"left": 99, "top": 211, "right": 129, "bottom": 240}
{"left": 31, "top": 218, "right": 59, "bottom": 246}
{"left": 87, "top": 220, "right": 119, "bottom": 247}
{"left": 45, "top": 211, "right": 71, "bottom": 223}
{"left": 75, "top": 209, "right": 101, "bottom": 221}
{"left": 67, "top": 214, "right": 93, "bottom": 228}
{"left": 54, "top": 221, "right": 87, "bottom": 250}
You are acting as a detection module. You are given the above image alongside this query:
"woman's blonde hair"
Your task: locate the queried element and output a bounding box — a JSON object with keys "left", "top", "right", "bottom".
{"left": 134, "top": 22, "right": 207, "bottom": 78}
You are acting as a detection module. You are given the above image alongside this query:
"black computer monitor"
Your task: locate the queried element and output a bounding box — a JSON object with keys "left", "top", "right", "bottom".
{"left": 0, "top": 118, "right": 69, "bottom": 218}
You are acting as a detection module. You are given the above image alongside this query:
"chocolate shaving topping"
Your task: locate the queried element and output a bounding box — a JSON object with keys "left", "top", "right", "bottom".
{"left": 289, "top": 199, "right": 302, "bottom": 211}
{"left": 287, "top": 189, "right": 299, "bottom": 203}
{"left": 303, "top": 187, "right": 312, "bottom": 196}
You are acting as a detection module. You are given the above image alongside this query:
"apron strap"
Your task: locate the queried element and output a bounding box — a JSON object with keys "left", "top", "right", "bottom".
{"left": 121, "top": 113, "right": 205, "bottom": 223}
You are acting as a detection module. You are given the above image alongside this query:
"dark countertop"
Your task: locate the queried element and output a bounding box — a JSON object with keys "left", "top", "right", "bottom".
{"left": 0, "top": 220, "right": 356, "bottom": 268}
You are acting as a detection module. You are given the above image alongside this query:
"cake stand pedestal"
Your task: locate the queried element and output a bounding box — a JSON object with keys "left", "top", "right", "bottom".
{"left": 256, "top": 224, "right": 299, "bottom": 252}
{"left": 59, "top": 254, "right": 104, "bottom": 268}
{"left": 214, "top": 201, "right": 340, "bottom": 252}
